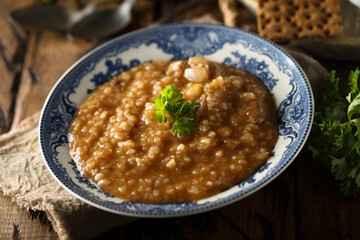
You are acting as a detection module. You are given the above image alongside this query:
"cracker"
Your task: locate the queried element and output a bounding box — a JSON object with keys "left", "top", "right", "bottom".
{"left": 257, "top": 0, "right": 343, "bottom": 43}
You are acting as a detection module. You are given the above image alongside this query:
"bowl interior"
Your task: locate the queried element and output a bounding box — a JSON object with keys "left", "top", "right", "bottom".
{"left": 39, "top": 23, "right": 313, "bottom": 217}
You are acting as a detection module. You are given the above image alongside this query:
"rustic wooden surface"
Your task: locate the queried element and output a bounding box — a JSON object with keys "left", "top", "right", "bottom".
{"left": 0, "top": 0, "right": 359, "bottom": 239}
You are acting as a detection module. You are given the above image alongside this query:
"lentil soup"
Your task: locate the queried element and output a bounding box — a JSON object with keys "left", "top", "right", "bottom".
{"left": 68, "top": 57, "right": 278, "bottom": 204}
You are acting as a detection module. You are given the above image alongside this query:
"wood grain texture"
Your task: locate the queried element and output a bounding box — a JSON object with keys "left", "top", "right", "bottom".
{"left": 0, "top": 0, "right": 360, "bottom": 239}
{"left": 295, "top": 152, "right": 360, "bottom": 239}
{"left": 0, "top": 0, "right": 28, "bottom": 133}
{"left": 0, "top": 195, "right": 58, "bottom": 240}
{"left": 19, "top": 31, "right": 94, "bottom": 120}
{"left": 295, "top": 61, "right": 360, "bottom": 240}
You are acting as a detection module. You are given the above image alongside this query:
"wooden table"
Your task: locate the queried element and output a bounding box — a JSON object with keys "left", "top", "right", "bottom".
{"left": 0, "top": 0, "right": 359, "bottom": 239}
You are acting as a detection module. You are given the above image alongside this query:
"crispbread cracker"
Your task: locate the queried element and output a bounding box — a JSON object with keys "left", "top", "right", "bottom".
{"left": 258, "top": 0, "right": 343, "bottom": 43}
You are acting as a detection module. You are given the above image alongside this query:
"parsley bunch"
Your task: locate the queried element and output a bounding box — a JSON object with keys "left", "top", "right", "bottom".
{"left": 308, "top": 69, "right": 360, "bottom": 196}
{"left": 153, "top": 85, "right": 198, "bottom": 137}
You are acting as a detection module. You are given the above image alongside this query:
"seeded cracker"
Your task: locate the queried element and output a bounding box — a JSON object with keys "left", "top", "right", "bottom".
{"left": 258, "top": 0, "right": 343, "bottom": 43}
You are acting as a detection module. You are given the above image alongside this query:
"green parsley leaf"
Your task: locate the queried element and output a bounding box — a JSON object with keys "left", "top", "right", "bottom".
{"left": 307, "top": 68, "right": 360, "bottom": 196}
{"left": 153, "top": 85, "right": 198, "bottom": 137}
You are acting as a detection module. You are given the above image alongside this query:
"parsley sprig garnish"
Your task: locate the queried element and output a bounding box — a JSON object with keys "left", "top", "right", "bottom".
{"left": 308, "top": 68, "right": 360, "bottom": 196}
{"left": 153, "top": 85, "right": 198, "bottom": 137}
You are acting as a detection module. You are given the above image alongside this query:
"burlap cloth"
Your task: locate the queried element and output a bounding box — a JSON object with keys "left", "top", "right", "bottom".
{"left": 0, "top": 11, "right": 328, "bottom": 240}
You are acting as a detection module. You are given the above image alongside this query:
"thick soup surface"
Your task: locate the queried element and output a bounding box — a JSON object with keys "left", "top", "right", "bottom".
{"left": 68, "top": 57, "right": 278, "bottom": 204}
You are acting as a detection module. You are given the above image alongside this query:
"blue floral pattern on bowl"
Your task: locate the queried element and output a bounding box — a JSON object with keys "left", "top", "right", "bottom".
{"left": 39, "top": 23, "right": 313, "bottom": 217}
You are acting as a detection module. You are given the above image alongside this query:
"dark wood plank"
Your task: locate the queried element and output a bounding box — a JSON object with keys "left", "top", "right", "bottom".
{"left": 295, "top": 152, "right": 360, "bottom": 239}
{"left": 19, "top": 31, "right": 94, "bottom": 120}
{"left": 10, "top": 31, "right": 35, "bottom": 129}
{"left": 0, "top": 0, "right": 28, "bottom": 132}
{"left": 295, "top": 61, "right": 360, "bottom": 240}
{"left": 158, "top": 0, "right": 222, "bottom": 23}
{"left": 0, "top": 194, "right": 59, "bottom": 240}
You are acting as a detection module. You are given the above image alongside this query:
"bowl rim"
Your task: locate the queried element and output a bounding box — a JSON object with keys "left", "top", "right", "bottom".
{"left": 38, "top": 22, "right": 314, "bottom": 217}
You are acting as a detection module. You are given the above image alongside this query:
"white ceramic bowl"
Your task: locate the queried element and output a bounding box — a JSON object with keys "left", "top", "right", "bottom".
{"left": 39, "top": 23, "right": 314, "bottom": 217}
